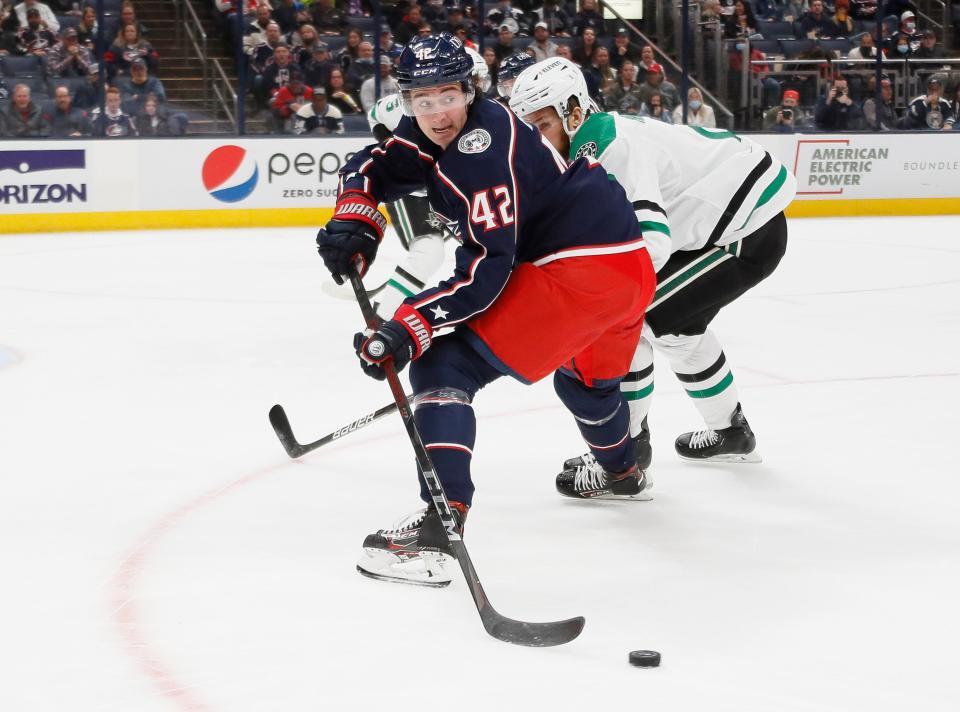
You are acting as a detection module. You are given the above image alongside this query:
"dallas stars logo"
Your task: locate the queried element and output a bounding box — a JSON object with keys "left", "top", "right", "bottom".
{"left": 574, "top": 141, "right": 598, "bottom": 160}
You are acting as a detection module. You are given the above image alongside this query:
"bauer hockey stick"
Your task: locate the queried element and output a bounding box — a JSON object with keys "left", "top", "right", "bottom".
{"left": 348, "top": 267, "right": 585, "bottom": 647}
{"left": 268, "top": 401, "right": 402, "bottom": 459}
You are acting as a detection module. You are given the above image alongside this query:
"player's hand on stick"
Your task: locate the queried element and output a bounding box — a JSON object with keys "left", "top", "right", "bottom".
{"left": 316, "top": 189, "right": 386, "bottom": 284}
{"left": 352, "top": 305, "right": 432, "bottom": 380}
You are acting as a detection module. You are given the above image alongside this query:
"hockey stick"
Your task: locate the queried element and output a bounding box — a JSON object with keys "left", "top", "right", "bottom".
{"left": 348, "top": 267, "right": 585, "bottom": 647}
{"left": 268, "top": 401, "right": 401, "bottom": 459}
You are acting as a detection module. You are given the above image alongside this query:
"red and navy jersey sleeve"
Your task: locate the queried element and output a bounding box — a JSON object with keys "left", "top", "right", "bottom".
{"left": 402, "top": 101, "right": 522, "bottom": 332}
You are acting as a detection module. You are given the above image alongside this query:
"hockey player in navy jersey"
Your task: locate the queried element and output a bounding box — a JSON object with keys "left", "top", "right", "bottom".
{"left": 316, "top": 34, "right": 657, "bottom": 587}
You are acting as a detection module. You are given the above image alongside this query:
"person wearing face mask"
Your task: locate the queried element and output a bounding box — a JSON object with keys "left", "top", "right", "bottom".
{"left": 672, "top": 86, "right": 716, "bottom": 127}
{"left": 886, "top": 10, "right": 921, "bottom": 55}
{"left": 847, "top": 32, "right": 878, "bottom": 59}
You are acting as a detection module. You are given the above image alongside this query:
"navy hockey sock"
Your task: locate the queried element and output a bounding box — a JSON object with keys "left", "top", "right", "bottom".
{"left": 554, "top": 371, "right": 634, "bottom": 474}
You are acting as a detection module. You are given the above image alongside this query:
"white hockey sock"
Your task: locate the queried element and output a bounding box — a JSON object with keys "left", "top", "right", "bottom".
{"left": 374, "top": 235, "right": 447, "bottom": 319}
{"left": 654, "top": 330, "right": 740, "bottom": 430}
{"left": 621, "top": 337, "right": 654, "bottom": 438}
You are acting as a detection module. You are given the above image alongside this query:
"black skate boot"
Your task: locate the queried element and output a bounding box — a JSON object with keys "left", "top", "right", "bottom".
{"left": 562, "top": 417, "right": 653, "bottom": 474}
{"left": 357, "top": 502, "right": 467, "bottom": 587}
{"left": 556, "top": 456, "right": 652, "bottom": 501}
{"left": 674, "top": 403, "right": 761, "bottom": 463}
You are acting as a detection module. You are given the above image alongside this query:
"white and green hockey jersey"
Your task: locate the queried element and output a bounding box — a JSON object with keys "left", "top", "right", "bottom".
{"left": 367, "top": 93, "right": 404, "bottom": 133}
{"left": 568, "top": 113, "right": 797, "bottom": 270}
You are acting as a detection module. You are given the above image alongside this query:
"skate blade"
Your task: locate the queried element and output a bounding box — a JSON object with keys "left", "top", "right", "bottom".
{"left": 678, "top": 451, "right": 762, "bottom": 464}
{"left": 558, "top": 489, "right": 654, "bottom": 502}
{"left": 356, "top": 548, "right": 453, "bottom": 588}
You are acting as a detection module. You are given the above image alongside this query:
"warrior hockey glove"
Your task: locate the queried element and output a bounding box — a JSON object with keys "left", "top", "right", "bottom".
{"left": 353, "top": 305, "right": 432, "bottom": 380}
{"left": 316, "top": 190, "right": 387, "bottom": 285}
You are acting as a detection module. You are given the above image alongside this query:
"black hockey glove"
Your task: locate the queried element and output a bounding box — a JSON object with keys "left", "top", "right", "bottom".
{"left": 353, "top": 305, "right": 433, "bottom": 380}
{"left": 316, "top": 189, "right": 386, "bottom": 285}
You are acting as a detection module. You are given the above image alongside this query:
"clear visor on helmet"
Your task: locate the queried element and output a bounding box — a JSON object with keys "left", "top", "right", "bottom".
{"left": 400, "top": 83, "right": 473, "bottom": 117}
{"left": 497, "top": 77, "right": 517, "bottom": 98}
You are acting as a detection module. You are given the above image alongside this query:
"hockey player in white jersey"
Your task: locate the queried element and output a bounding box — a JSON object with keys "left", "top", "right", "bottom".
{"left": 324, "top": 48, "right": 491, "bottom": 319}
{"left": 509, "top": 58, "right": 797, "bottom": 496}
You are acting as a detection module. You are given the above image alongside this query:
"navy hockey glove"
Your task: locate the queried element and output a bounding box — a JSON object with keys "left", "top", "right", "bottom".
{"left": 316, "top": 190, "right": 387, "bottom": 285}
{"left": 353, "top": 305, "right": 433, "bottom": 380}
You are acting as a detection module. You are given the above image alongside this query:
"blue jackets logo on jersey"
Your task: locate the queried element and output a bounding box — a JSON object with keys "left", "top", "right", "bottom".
{"left": 457, "top": 129, "right": 491, "bottom": 155}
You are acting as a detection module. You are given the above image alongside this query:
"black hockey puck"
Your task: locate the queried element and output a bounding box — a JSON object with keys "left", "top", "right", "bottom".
{"left": 628, "top": 650, "right": 661, "bottom": 667}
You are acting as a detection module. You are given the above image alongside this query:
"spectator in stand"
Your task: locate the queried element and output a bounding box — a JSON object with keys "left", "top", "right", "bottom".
{"left": 951, "top": 84, "right": 960, "bottom": 131}
{"left": 556, "top": 43, "right": 573, "bottom": 61}
{"left": 528, "top": 21, "right": 558, "bottom": 61}
{"left": 360, "top": 54, "right": 397, "bottom": 110}
{"left": 325, "top": 66, "right": 361, "bottom": 113}
{"left": 912, "top": 29, "right": 944, "bottom": 59}
{"left": 421, "top": 0, "right": 447, "bottom": 26}
{"left": 289, "top": 23, "right": 323, "bottom": 66}
{"left": 343, "top": 0, "right": 372, "bottom": 18}
{"left": 609, "top": 27, "right": 640, "bottom": 72}
{"left": 815, "top": 76, "right": 863, "bottom": 130}
{"left": 293, "top": 86, "right": 343, "bottom": 136}
{"left": 303, "top": 41, "right": 333, "bottom": 87}
{"left": 117, "top": 56, "right": 165, "bottom": 112}
{"left": 902, "top": 76, "right": 955, "bottom": 129}
{"left": 861, "top": 74, "right": 898, "bottom": 129}
{"left": 50, "top": 84, "right": 92, "bottom": 136}
{"left": 0, "top": 77, "right": 9, "bottom": 103}
{"left": 72, "top": 61, "right": 102, "bottom": 108}
{"left": 752, "top": 0, "right": 778, "bottom": 21}
{"left": 723, "top": 0, "right": 757, "bottom": 38}
{"left": 781, "top": 0, "right": 804, "bottom": 22}
{"left": 2, "top": 83, "right": 50, "bottom": 136}
{"left": 572, "top": 0, "right": 604, "bottom": 37}
{"left": 345, "top": 39, "right": 374, "bottom": 89}
{"left": 673, "top": 86, "right": 716, "bottom": 126}
{"left": 847, "top": 32, "right": 878, "bottom": 59}
{"left": 537, "top": 0, "right": 571, "bottom": 37}
{"left": 48, "top": 27, "right": 94, "bottom": 77}
{"left": 637, "top": 44, "right": 656, "bottom": 72}
{"left": 640, "top": 91, "right": 673, "bottom": 122}
{"left": 700, "top": 0, "right": 723, "bottom": 24}
{"left": 444, "top": 7, "right": 470, "bottom": 35}
{"left": 887, "top": 10, "right": 921, "bottom": 54}
{"left": 602, "top": 59, "right": 643, "bottom": 114}
{"left": 763, "top": 88, "right": 808, "bottom": 131}
{"left": 729, "top": 33, "right": 780, "bottom": 106}
{"left": 379, "top": 25, "right": 398, "bottom": 55}
{"left": 493, "top": 22, "right": 516, "bottom": 63}
{"left": 75, "top": 5, "right": 97, "bottom": 50}
{"left": 119, "top": 2, "right": 149, "bottom": 39}
{"left": 485, "top": 1, "right": 523, "bottom": 37}
{"left": 336, "top": 27, "right": 362, "bottom": 73}
{"left": 272, "top": 0, "right": 305, "bottom": 35}
{"left": 2, "top": 0, "right": 21, "bottom": 55}
{"left": 136, "top": 95, "right": 183, "bottom": 135}
{"left": 243, "top": 3, "right": 273, "bottom": 58}
{"left": 90, "top": 85, "right": 137, "bottom": 136}
{"left": 590, "top": 46, "right": 616, "bottom": 94}
{"left": 825, "top": 0, "right": 855, "bottom": 37}
{"left": 891, "top": 33, "right": 913, "bottom": 58}
{"left": 250, "top": 21, "right": 283, "bottom": 75}
{"left": 270, "top": 68, "right": 311, "bottom": 132}
{"left": 394, "top": 3, "right": 423, "bottom": 45}
{"left": 13, "top": 0, "right": 57, "bottom": 34}
{"left": 259, "top": 42, "right": 298, "bottom": 105}
{"left": 799, "top": 0, "right": 832, "bottom": 39}
{"left": 571, "top": 26, "right": 597, "bottom": 66}
{"left": 16, "top": 7, "right": 56, "bottom": 56}
{"left": 638, "top": 62, "right": 680, "bottom": 111}
{"left": 105, "top": 23, "right": 158, "bottom": 78}
{"left": 312, "top": 0, "right": 347, "bottom": 35}
{"left": 482, "top": 46, "right": 499, "bottom": 96}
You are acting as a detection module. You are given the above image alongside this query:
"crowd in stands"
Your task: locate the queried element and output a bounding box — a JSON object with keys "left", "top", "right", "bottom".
{"left": 2, "top": 0, "right": 959, "bottom": 136}
{"left": 0, "top": 0, "right": 185, "bottom": 136}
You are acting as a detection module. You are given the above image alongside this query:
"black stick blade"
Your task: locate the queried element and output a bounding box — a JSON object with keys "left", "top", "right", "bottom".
{"left": 268, "top": 404, "right": 305, "bottom": 458}
{"left": 483, "top": 613, "right": 585, "bottom": 647}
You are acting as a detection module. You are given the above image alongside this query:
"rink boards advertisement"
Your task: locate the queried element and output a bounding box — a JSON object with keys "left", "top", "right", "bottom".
{"left": 1, "top": 132, "right": 958, "bottom": 232}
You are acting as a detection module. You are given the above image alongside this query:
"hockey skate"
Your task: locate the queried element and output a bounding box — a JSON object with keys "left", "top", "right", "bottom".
{"left": 556, "top": 455, "right": 652, "bottom": 501}
{"left": 674, "top": 403, "right": 761, "bottom": 463}
{"left": 357, "top": 503, "right": 466, "bottom": 588}
{"left": 561, "top": 417, "right": 652, "bottom": 476}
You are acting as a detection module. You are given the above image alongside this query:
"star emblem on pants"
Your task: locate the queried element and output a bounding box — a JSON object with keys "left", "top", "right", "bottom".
{"left": 430, "top": 304, "right": 449, "bottom": 320}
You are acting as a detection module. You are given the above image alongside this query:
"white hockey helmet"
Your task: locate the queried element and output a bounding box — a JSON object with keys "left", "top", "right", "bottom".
{"left": 465, "top": 46, "right": 491, "bottom": 95}
{"left": 509, "top": 57, "right": 592, "bottom": 138}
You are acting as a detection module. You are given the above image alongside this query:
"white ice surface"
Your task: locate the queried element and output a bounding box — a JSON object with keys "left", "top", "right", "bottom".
{"left": 1, "top": 217, "right": 958, "bottom": 712}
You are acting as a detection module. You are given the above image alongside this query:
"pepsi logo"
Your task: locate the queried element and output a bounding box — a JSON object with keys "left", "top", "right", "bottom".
{"left": 202, "top": 146, "right": 258, "bottom": 203}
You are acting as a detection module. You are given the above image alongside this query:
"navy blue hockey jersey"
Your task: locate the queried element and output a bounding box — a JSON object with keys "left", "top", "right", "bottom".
{"left": 339, "top": 97, "right": 643, "bottom": 332}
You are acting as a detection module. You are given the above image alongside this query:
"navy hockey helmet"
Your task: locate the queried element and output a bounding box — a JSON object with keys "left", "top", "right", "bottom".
{"left": 497, "top": 52, "right": 536, "bottom": 98}
{"left": 396, "top": 33, "right": 476, "bottom": 116}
